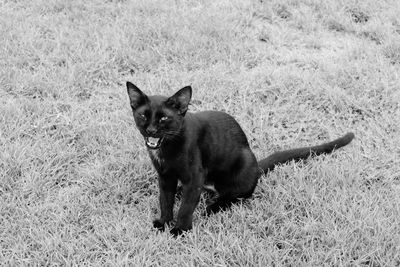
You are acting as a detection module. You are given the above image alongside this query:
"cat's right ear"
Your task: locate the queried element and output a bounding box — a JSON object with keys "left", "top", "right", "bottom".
{"left": 166, "top": 86, "right": 192, "bottom": 115}
{"left": 126, "top": 82, "right": 148, "bottom": 110}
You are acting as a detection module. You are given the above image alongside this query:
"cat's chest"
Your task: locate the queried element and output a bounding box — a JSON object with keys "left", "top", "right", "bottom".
{"left": 148, "top": 149, "right": 164, "bottom": 166}
{"left": 147, "top": 148, "right": 183, "bottom": 174}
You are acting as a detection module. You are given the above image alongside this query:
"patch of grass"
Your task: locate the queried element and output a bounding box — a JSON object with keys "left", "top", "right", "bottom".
{"left": 1, "top": 0, "right": 400, "bottom": 265}
{"left": 347, "top": 7, "right": 370, "bottom": 24}
{"left": 383, "top": 39, "right": 400, "bottom": 65}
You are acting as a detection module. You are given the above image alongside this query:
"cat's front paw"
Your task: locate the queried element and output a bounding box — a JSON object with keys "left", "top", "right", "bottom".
{"left": 170, "top": 227, "right": 185, "bottom": 237}
{"left": 152, "top": 219, "right": 165, "bottom": 231}
{"left": 205, "top": 204, "right": 218, "bottom": 216}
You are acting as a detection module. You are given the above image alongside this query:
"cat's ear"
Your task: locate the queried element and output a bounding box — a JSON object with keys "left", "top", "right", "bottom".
{"left": 166, "top": 86, "right": 192, "bottom": 115}
{"left": 126, "top": 82, "right": 148, "bottom": 110}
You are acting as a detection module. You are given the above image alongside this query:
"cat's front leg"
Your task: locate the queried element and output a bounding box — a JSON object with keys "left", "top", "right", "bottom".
{"left": 170, "top": 170, "right": 204, "bottom": 236}
{"left": 153, "top": 173, "right": 178, "bottom": 231}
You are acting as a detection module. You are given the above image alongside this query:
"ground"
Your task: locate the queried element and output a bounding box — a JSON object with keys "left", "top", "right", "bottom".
{"left": 0, "top": 0, "right": 399, "bottom": 265}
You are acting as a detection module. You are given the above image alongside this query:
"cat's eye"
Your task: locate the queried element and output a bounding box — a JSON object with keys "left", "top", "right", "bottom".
{"left": 159, "top": 116, "right": 169, "bottom": 122}
{"left": 138, "top": 113, "right": 147, "bottom": 120}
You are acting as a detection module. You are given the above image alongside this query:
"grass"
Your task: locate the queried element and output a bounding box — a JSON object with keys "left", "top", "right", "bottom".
{"left": 1, "top": 0, "right": 399, "bottom": 265}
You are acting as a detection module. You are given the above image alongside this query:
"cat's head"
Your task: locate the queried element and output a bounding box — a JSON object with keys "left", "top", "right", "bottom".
{"left": 126, "top": 81, "right": 192, "bottom": 149}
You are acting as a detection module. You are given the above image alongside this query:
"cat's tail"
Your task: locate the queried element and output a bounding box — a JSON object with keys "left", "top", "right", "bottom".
{"left": 258, "top": 132, "right": 355, "bottom": 173}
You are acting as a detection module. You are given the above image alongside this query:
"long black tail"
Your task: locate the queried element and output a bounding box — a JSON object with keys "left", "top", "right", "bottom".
{"left": 258, "top": 132, "right": 355, "bottom": 173}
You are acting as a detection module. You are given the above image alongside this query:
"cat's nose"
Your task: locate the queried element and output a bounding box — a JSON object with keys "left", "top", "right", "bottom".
{"left": 146, "top": 126, "right": 157, "bottom": 135}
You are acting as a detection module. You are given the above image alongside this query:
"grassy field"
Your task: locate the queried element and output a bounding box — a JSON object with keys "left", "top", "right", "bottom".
{"left": 1, "top": 0, "right": 399, "bottom": 265}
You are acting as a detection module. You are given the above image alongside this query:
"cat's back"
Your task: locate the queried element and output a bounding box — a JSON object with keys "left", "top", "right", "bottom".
{"left": 191, "top": 110, "right": 249, "bottom": 146}
{"left": 194, "top": 110, "right": 238, "bottom": 126}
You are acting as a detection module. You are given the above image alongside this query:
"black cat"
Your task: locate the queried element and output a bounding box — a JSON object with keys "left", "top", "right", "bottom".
{"left": 126, "top": 81, "right": 355, "bottom": 236}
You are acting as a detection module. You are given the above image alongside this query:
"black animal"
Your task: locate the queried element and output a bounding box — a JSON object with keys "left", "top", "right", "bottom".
{"left": 126, "top": 82, "right": 355, "bottom": 236}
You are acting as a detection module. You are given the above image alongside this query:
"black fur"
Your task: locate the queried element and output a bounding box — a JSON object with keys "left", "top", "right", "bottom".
{"left": 126, "top": 82, "right": 355, "bottom": 236}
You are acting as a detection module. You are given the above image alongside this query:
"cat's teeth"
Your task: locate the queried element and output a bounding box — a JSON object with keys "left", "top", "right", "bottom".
{"left": 146, "top": 137, "right": 161, "bottom": 148}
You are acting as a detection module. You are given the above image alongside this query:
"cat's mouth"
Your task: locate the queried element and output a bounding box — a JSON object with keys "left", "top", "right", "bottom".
{"left": 145, "top": 136, "right": 163, "bottom": 149}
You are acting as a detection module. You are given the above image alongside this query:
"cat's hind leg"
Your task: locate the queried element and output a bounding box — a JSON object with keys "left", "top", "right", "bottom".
{"left": 206, "top": 150, "right": 261, "bottom": 215}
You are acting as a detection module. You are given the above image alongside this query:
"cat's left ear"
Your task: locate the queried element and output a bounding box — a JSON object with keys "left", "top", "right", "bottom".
{"left": 126, "top": 81, "right": 148, "bottom": 110}
{"left": 166, "top": 86, "right": 192, "bottom": 115}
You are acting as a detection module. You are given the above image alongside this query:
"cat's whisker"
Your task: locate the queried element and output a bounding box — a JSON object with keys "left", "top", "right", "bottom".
{"left": 163, "top": 130, "right": 183, "bottom": 140}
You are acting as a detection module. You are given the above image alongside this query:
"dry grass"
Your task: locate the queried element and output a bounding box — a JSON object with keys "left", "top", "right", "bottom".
{"left": 1, "top": 0, "right": 399, "bottom": 265}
